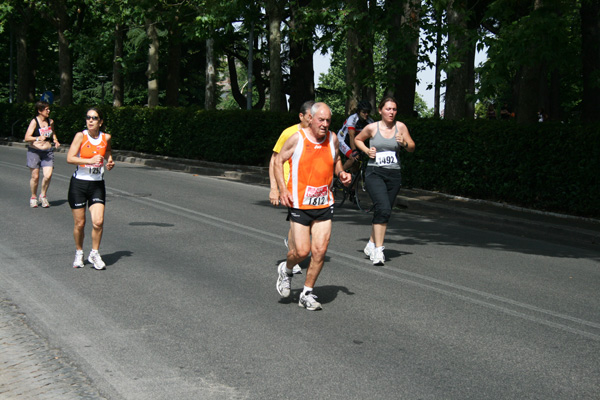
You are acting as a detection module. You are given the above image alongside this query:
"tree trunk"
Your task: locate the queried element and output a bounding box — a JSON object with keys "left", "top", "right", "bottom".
{"left": 433, "top": 7, "right": 443, "bottom": 118}
{"left": 444, "top": 0, "right": 471, "bottom": 120}
{"left": 227, "top": 54, "right": 248, "bottom": 108}
{"left": 14, "top": 17, "right": 35, "bottom": 103}
{"left": 288, "top": 0, "right": 314, "bottom": 113}
{"left": 346, "top": 15, "right": 361, "bottom": 113}
{"left": 146, "top": 17, "right": 160, "bottom": 108}
{"left": 266, "top": 0, "right": 286, "bottom": 111}
{"left": 515, "top": 0, "right": 545, "bottom": 123}
{"left": 112, "top": 23, "right": 124, "bottom": 107}
{"left": 548, "top": 69, "right": 561, "bottom": 121}
{"left": 344, "top": 0, "right": 374, "bottom": 113}
{"left": 515, "top": 64, "right": 543, "bottom": 123}
{"left": 581, "top": 0, "right": 600, "bottom": 122}
{"left": 465, "top": 40, "right": 475, "bottom": 118}
{"left": 205, "top": 37, "right": 217, "bottom": 110}
{"left": 250, "top": 31, "right": 267, "bottom": 110}
{"left": 363, "top": 0, "right": 376, "bottom": 111}
{"left": 384, "top": 0, "right": 420, "bottom": 117}
{"left": 398, "top": 0, "right": 420, "bottom": 117}
{"left": 51, "top": 0, "right": 72, "bottom": 105}
{"left": 166, "top": 20, "right": 181, "bottom": 107}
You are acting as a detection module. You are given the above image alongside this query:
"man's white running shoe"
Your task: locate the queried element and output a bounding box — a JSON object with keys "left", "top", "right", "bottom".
{"left": 276, "top": 261, "right": 292, "bottom": 298}
{"left": 73, "top": 251, "right": 84, "bottom": 268}
{"left": 298, "top": 292, "right": 322, "bottom": 311}
{"left": 88, "top": 252, "right": 106, "bottom": 270}
{"left": 372, "top": 246, "right": 385, "bottom": 265}
{"left": 364, "top": 241, "right": 375, "bottom": 258}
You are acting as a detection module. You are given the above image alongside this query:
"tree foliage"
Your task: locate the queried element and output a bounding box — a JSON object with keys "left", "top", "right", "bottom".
{"left": 0, "top": 0, "right": 597, "bottom": 122}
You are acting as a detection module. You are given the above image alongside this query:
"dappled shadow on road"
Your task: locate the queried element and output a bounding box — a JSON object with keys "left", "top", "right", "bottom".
{"left": 258, "top": 197, "right": 600, "bottom": 261}
{"left": 339, "top": 207, "right": 599, "bottom": 261}
{"left": 129, "top": 222, "right": 175, "bottom": 227}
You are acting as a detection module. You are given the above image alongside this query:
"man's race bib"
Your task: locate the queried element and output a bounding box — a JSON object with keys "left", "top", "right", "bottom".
{"left": 375, "top": 151, "right": 398, "bottom": 167}
{"left": 303, "top": 185, "right": 330, "bottom": 206}
{"left": 39, "top": 126, "right": 52, "bottom": 138}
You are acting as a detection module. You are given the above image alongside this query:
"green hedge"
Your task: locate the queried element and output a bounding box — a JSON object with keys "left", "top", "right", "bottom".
{"left": 400, "top": 119, "right": 600, "bottom": 217}
{"left": 2, "top": 104, "right": 598, "bottom": 217}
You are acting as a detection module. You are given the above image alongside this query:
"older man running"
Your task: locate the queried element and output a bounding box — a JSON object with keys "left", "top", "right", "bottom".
{"left": 273, "top": 102, "right": 351, "bottom": 310}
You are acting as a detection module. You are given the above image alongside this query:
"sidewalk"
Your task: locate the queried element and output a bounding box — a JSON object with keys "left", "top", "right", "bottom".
{"left": 0, "top": 299, "right": 107, "bottom": 399}
{"left": 1, "top": 139, "right": 599, "bottom": 397}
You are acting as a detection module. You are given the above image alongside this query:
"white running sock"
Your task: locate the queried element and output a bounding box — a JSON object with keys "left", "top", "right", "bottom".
{"left": 302, "top": 286, "right": 313, "bottom": 296}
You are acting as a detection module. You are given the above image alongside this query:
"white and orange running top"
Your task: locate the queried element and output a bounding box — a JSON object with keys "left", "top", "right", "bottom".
{"left": 287, "top": 128, "right": 336, "bottom": 210}
{"left": 72, "top": 130, "right": 108, "bottom": 181}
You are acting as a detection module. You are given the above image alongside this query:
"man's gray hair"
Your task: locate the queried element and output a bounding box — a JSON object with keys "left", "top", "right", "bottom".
{"left": 310, "top": 102, "right": 331, "bottom": 117}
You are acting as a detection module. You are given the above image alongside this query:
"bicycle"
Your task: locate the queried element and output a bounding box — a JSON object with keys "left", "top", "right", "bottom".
{"left": 332, "top": 153, "right": 373, "bottom": 212}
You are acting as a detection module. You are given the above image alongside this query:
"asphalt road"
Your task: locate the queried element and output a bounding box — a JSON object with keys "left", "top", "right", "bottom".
{"left": 1, "top": 145, "right": 599, "bottom": 399}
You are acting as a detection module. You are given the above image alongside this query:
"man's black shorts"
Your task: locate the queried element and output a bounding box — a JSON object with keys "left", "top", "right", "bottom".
{"left": 287, "top": 206, "right": 334, "bottom": 226}
{"left": 68, "top": 177, "right": 106, "bottom": 209}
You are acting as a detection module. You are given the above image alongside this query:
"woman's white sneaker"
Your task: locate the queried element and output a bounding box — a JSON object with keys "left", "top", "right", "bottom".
{"left": 372, "top": 246, "right": 385, "bottom": 265}
{"left": 364, "top": 241, "right": 375, "bottom": 258}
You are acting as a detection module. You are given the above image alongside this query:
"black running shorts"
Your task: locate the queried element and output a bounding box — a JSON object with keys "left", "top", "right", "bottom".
{"left": 287, "top": 206, "right": 334, "bottom": 226}
{"left": 68, "top": 177, "right": 106, "bottom": 209}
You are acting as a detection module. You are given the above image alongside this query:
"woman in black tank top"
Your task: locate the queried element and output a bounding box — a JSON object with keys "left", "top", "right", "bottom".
{"left": 24, "top": 101, "right": 60, "bottom": 208}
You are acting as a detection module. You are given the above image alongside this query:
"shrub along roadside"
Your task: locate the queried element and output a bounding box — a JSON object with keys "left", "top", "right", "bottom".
{"left": 2, "top": 104, "right": 598, "bottom": 218}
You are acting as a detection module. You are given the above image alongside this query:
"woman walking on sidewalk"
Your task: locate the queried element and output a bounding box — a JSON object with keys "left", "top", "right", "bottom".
{"left": 354, "top": 96, "right": 415, "bottom": 265}
{"left": 24, "top": 101, "right": 60, "bottom": 208}
{"left": 66, "top": 108, "right": 115, "bottom": 270}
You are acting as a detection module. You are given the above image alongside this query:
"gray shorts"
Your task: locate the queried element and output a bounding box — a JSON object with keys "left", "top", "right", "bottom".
{"left": 27, "top": 147, "right": 54, "bottom": 169}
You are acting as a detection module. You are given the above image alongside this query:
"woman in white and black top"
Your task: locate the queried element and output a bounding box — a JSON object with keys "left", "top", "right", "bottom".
{"left": 354, "top": 96, "right": 415, "bottom": 265}
{"left": 24, "top": 101, "right": 60, "bottom": 208}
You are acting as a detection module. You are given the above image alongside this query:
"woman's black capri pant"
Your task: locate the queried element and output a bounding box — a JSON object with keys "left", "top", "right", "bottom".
{"left": 365, "top": 166, "right": 402, "bottom": 224}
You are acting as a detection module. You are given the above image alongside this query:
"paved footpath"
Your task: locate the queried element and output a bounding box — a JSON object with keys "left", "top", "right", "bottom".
{"left": 0, "top": 299, "right": 107, "bottom": 400}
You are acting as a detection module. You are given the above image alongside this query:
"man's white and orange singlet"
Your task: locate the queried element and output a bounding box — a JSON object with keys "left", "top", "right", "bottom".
{"left": 73, "top": 130, "right": 108, "bottom": 181}
{"left": 287, "top": 128, "right": 336, "bottom": 210}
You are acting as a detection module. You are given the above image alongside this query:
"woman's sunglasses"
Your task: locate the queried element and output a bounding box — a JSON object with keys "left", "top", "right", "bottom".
{"left": 86, "top": 115, "right": 100, "bottom": 121}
